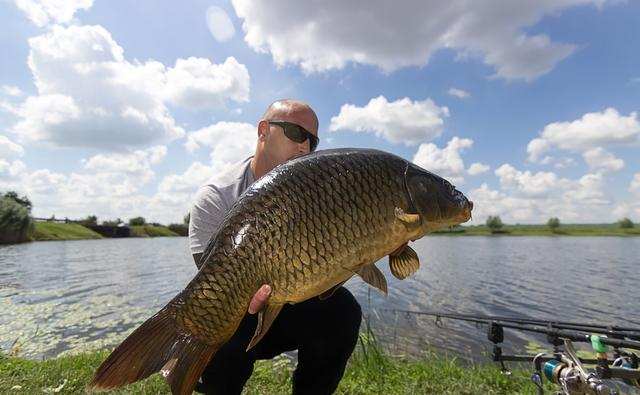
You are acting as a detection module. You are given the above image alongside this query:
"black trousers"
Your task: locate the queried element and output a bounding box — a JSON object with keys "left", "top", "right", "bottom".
{"left": 195, "top": 287, "right": 362, "bottom": 395}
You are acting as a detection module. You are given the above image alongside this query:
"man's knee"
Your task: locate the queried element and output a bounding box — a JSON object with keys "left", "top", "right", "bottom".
{"left": 330, "top": 287, "right": 362, "bottom": 343}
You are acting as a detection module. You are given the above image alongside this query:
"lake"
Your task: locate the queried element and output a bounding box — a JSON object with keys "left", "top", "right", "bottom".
{"left": 1, "top": 236, "right": 638, "bottom": 362}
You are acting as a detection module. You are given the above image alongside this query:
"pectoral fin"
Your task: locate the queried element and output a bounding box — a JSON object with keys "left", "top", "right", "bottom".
{"left": 356, "top": 264, "right": 388, "bottom": 295}
{"left": 389, "top": 245, "right": 420, "bottom": 280}
{"left": 395, "top": 207, "right": 421, "bottom": 225}
{"left": 246, "top": 304, "right": 283, "bottom": 351}
{"left": 319, "top": 280, "right": 347, "bottom": 300}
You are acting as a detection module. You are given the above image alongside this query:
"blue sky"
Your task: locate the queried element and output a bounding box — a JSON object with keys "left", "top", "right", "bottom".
{"left": 0, "top": 0, "right": 639, "bottom": 224}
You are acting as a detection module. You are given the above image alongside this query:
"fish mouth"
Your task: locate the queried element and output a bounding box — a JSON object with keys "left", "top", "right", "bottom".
{"left": 450, "top": 200, "right": 473, "bottom": 225}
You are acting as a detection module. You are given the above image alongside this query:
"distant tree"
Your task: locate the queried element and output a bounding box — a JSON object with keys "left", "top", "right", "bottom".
{"left": 618, "top": 217, "right": 634, "bottom": 229}
{"left": 486, "top": 216, "right": 504, "bottom": 233}
{"left": 547, "top": 217, "right": 560, "bottom": 232}
{"left": 0, "top": 196, "right": 33, "bottom": 243}
{"left": 3, "top": 191, "right": 32, "bottom": 212}
{"left": 150, "top": 222, "right": 163, "bottom": 227}
{"left": 129, "top": 217, "right": 146, "bottom": 226}
{"left": 102, "top": 218, "right": 123, "bottom": 226}
{"left": 183, "top": 213, "right": 190, "bottom": 225}
{"left": 79, "top": 215, "right": 98, "bottom": 226}
{"left": 168, "top": 223, "right": 188, "bottom": 236}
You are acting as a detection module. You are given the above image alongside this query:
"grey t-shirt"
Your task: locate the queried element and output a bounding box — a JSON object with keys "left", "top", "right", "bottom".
{"left": 188, "top": 156, "right": 255, "bottom": 255}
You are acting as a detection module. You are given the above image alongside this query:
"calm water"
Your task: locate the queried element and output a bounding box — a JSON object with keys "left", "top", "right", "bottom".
{"left": 1, "top": 236, "right": 638, "bottom": 361}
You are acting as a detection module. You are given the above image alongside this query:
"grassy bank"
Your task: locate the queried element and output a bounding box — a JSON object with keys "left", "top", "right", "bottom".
{"left": 130, "top": 225, "right": 180, "bottom": 237}
{"left": 31, "top": 222, "right": 102, "bottom": 241}
{"left": 434, "top": 224, "right": 640, "bottom": 236}
{"left": 0, "top": 346, "right": 553, "bottom": 394}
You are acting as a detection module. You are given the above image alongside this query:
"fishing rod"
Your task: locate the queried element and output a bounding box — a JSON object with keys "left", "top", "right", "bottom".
{"left": 380, "top": 309, "right": 640, "bottom": 395}
{"left": 384, "top": 309, "right": 640, "bottom": 341}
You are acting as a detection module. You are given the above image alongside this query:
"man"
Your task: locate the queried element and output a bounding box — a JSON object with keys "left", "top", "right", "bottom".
{"left": 188, "top": 99, "right": 362, "bottom": 395}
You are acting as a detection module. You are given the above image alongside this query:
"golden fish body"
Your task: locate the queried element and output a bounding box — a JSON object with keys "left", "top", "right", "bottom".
{"left": 90, "top": 148, "right": 473, "bottom": 395}
{"left": 179, "top": 149, "right": 423, "bottom": 343}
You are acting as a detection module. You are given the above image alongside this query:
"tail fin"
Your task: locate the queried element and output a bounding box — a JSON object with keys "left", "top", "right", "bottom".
{"left": 88, "top": 305, "right": 217, "bottom": 395}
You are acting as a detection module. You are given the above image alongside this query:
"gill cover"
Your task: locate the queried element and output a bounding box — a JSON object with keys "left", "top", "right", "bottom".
{"left": 403, "top": 162, "right": 420, "bottom": 215}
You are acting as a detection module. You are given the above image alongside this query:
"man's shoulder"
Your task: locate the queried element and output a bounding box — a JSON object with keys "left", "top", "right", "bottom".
{"left": 194, "top": 156, "right": 253, "bottom": 205}
{"left": 201, "top": 156, "right": 253, "bottom": 190}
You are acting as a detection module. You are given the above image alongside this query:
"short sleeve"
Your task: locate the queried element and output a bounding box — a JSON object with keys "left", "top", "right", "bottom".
{"left": 188, "top": 185, "right": 229, "bottom": 255}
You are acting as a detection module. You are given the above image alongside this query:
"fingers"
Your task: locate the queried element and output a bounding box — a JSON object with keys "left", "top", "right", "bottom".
{"left": 248, "top": 284, "right": 271, "bottom": 314}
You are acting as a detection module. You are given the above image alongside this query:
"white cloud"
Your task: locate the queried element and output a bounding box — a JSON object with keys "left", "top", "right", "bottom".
{"left": 412, "top": 137, "right": 472, "bottom": 184}
{"left": 185, "top": 121, "right": 256, "bottom": 177}
{"left": 164, "top": 57, "right": 249, "bottom": 109}
{"left": 630, "top": 173, "right": 640, "bottom": 195}
{"left": 468, "top": 168, "right": 612, "bottom": 224}
{"left": 11, "top": 24, "right": 250, "bottom": 151}
{"left": 495, "top": 164, "right": 561, "bottom": 197}
{"left": 206, "top": 6, "right": 236, "bottom": 42}
{"left": 568, "top": 172, "right": 608, "bottom": 205}
{"left": 231, "top": 0, "right": 604, "bottom": 80}
{"left": 0, "top": 151, "right": 177, "bottom": 221}
{"left": 527, "top": 108, "right": 640, "bottom": 162}
{"left": 83, "top": 145, "right": 167, "bottom": 186}
{"left": 468, "top": 183, "right": 543, "bottom": 224}
{"left": 613, "top": 202, "right": 640, "bottom": 221}
{"left": 0, "top": 135, "right": 25, "bottom": 158}
{"left": 0, "top": 159, "right": 27, "bottom": 179}
{"left": 158, "top": 162, "right": 213, "bottom": 194}
{"left": 1, "top": 85, "right": 23, "bottom": 97}
{"left": 14, "top": 0, "right": 93, "bottom": 27}
{"left": 448, "top": 88, "right": 470, "bottom": 99}
{"left": 582, "top": 147, "right": 624, "bottom": 172}
{"left": 467, "top": 162, "right": 489, "bottom": 175}
{"left": 329, "top": 96, "right": 449, "bottom": 146}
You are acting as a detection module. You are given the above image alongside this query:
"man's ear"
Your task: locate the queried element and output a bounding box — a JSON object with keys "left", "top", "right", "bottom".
{"left": 257, "top": 120, "right": 269, "bottom": 141}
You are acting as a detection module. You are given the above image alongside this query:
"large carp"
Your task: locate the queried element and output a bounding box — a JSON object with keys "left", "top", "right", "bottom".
{"left": 90, "top": 148, "right": 473, "bottom": 394}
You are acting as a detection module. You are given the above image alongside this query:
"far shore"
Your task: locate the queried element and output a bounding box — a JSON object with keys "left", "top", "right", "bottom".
{"left": 28, "top": 222, "right": 185, "bottom": 242}
{"left": 10, "top": 221, "right": 638, "bottom": 244}
{"left": 433, "top": 223, "right": 640, "bottom": 237}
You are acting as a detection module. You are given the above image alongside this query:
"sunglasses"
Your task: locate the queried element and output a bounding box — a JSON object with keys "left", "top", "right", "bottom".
{"left": 268, "top": 120, "right": 319, "bottom": 152}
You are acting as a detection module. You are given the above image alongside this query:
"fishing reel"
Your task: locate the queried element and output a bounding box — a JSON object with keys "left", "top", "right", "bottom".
{"left": 527, "top": 338, "right": 616, "bottom": 395}
{"left": 489, "top": 328, "right": 640, "bottom": 394}
{"left": 537, "top": 354, "right": 614, "bottom": 395}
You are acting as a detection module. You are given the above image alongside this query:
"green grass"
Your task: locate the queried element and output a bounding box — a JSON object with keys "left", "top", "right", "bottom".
{"left": 433, "top": 224, "right": 640, "bottom": 236}
{"left": 32, "top": 222, "right": 102, "bottom": 241}
{"left": 0, "top": 344, "right": 555, "bottom": 394}
{"left": 130, "top": 225, "right": 180, "bottom": 237}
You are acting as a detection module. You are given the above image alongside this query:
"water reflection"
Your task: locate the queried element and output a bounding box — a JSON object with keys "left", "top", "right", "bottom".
{"left": 0, "top": 236, "right": 638, "bottom": 360}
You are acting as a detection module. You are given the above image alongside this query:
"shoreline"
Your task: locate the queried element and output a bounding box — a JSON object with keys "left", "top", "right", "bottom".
{"left": 27, "top": 222, "right": 184, "bottom": 242}
{"left": 29, "top": 222, "right": 640, "bottom": 242}
{"left": 3, "top": 222, "right": 637, "bottom": 245}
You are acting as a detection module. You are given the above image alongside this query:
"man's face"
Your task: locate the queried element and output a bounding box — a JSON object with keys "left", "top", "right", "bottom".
{"left": 260, "top": 108, "right": 318, "bottom": 167}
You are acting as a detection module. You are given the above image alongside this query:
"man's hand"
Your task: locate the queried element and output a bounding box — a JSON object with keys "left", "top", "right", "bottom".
{"left": 248, "top": 284, "right": 271, "bottom": 314}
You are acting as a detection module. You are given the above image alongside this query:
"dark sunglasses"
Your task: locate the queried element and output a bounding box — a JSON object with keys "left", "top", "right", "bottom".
{"left": 268, "top": 120, "right": 319, "bottom": 152}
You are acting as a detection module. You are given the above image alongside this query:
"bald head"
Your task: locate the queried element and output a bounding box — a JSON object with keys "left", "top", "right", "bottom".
{"left": 251, "top": 99, "right": 320, "bottom": 178}
{"left": 261, "top": 99, "right": 319, "bottom": 134}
